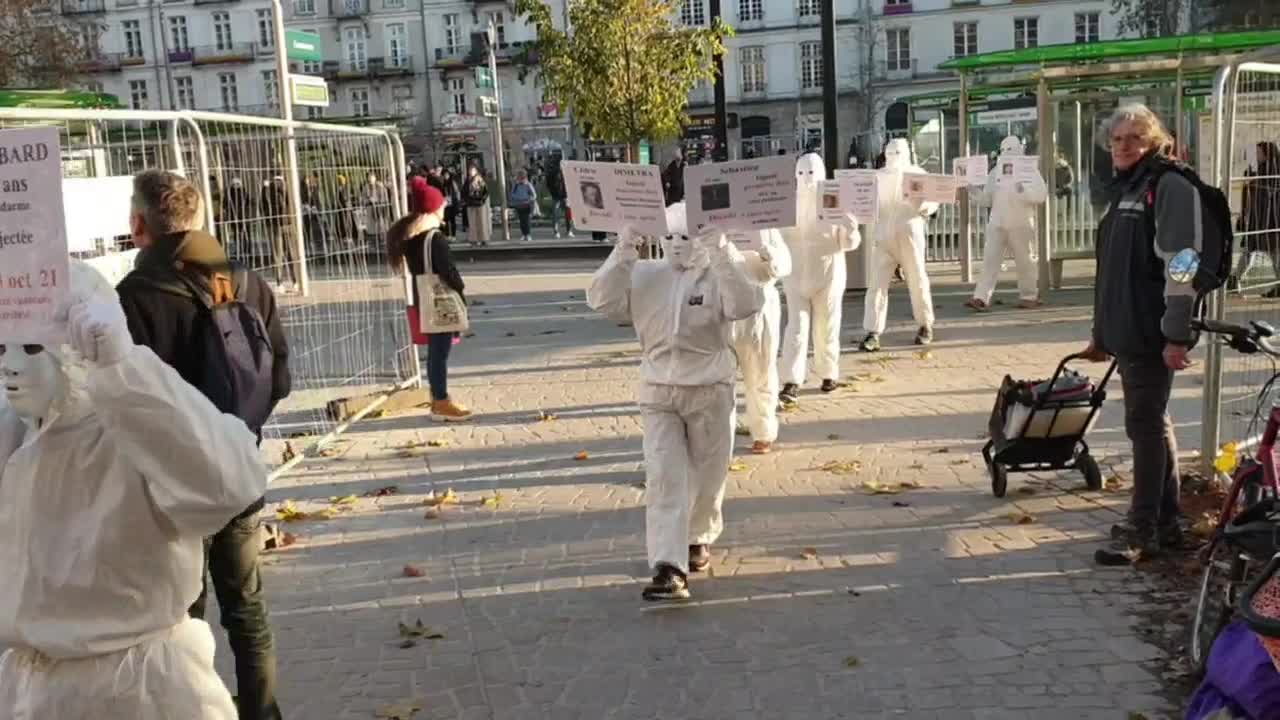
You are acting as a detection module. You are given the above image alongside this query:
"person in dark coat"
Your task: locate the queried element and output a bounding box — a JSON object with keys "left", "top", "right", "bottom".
{"left": 663, "top": 150, "right": 687, "bottom": 206}
{"left": 1237, "top": 141, "right": 1280, "bottom": 297}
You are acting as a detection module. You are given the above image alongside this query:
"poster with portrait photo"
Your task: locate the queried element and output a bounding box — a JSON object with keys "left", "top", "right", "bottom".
{"left": 902, "top": 173, "right": 961, "bottom": 204}
{"left": 998, "top": 155, "right": 1041, "bottom": 185}
{"left": 684, "top": 155, "right": 797, "bottom": 234}
{"left": 953, "top": 156, "right": 989, "bottom": 186}
{"left": 562, "top": 160, "right": 669, "bottom": 236}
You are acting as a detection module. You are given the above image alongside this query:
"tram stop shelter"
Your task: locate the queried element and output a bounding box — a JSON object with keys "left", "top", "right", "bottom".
{"left": 900, "top": 30, "right": 1280, "bottom": 291}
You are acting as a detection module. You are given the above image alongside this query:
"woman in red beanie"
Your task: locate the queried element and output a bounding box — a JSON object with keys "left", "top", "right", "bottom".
{"left": 387, "top": 176, "right": 472, "bottom": 421}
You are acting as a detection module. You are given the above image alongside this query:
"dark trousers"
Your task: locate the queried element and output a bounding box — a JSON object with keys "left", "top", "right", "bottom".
{"left": 189, "top": 512, "right": 282, "bottom": 720}
{"left": 1118, "top": 354, "right": 1181, "bottom": 531}
{"left": 427, "top": 332, "right": 453, "bottom": 401}
{"left": 516, "top": 207, "right": 532, "bottom": 237}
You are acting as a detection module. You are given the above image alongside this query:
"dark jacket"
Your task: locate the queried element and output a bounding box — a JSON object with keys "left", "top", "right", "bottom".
{"left": 407, "top": 227, "right": 465, "bottom": 305}
{"left": 1092, "top": 152, "right": 1202, "bottom": 357}
{"left": 663, "top": 159, "right": 686, "bottom": 205}
{"left": 1240, "top": 143, "right": 1280, "bottom": 254}
{"left": 117, "top": 229, "right": 292, "bottom": 438}
{"left": 462, "top": 174, "right": 489, "bottom": 207}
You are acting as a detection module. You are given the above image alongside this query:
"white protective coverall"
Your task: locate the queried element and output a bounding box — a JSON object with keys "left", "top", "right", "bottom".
{"left": 0, "top": 261, "right": 268, "bottom": 720}
{"left": 862, "top": 138, "right": 940, "bottom": 337}
{"left": 731, "top": 229, "right": 792, "bottom": 445}
{"left": 971, "top": 136, "right": 1048, "bottom": 305}
{"left": 587, "top": 203, "right": 765, "bottom": 575}
{"left": 779, "top": 153, "right": 861, "bottom": 386}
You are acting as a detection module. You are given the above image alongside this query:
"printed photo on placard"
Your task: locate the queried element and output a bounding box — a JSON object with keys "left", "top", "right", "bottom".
{"left": 562, "top": 161, "right": 669, "bottom": 236}
{"left": 684, "top": 155, "right": 797, "bottom": 234}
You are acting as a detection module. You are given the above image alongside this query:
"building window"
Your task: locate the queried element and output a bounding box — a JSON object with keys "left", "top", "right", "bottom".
{"left": 122, "top": 20, "right": 144, "bottom": 59}
{"left": 307, "top": 106, "right": 324, "bottom": 120}
{"left": 1074, "top": 12, "right": 1100, "bottom": 43}
{"left": 738, "top": 0, "right": 762, "bottom": 23}
{"left": 886, "top": 27, "right": 910, "bottom": 71}
{"left": 448, "top": 77, "right": 466, "bottom": 115}
{"left": 351, "top": 88, "right": 370, "bottom": 117}
{"left": 345, "top": 27, "right": 366, "bottom": 70}
{"left": 488, "top": 11, "right": 505, "bottom": 46}
{"left": 796, "top": 0, "right": 816, "bottom": 17}
{"left": 168, "top": 16, "right": 188, "bottom": 51}
{"left": 800, "top": 41, "right": 821, "bottom": 90}
{"left": 392, "top": 84, "right": 412, "bottom": 115}
{"left": 83, "top": 80, "right": 104, "bottom": 94}
{"left": 740, "top": 46, "right": 765, "bottom": 94}
{"left": 81, "top": 25, "right": 101, "bottom": 53}
{"left": 387, "top": 22, "right": 407, "bottom": 67}
{"left": 293, "top": 0, "right": 315, "bottom": 14}
{"left": 213, "top": 11, "right": 233, "bottom": 50}
{"left": 953, "top": 21, "right": 976, "bottom": 58}
{"left": 219, "top": 72, "right": 239, "bottom": 112}
{"left": 383, "top": 0, "right": 404, "bottom": 7}
{"left": 128, "top": 79, "right": 148, "bottom": 109}
{"left": 257, "top": 9, "right": 273, "bottom": 47}
{"left": 301, "top": 28, "right": 321, "bottom": 73}
{"left": 262, "top": 70, "right": 278, "bottom": 108}
{"left": 443, "top": 13, "right": 460, "bottom": 52}
{"left": 1014, "top": 17, "right": 1038, "bottom": 50}
{"left": 174, "top": 76, "right": 194, "bottom": 109}
{"left": 680, "top": 0, "right": 705, "bottom": 26}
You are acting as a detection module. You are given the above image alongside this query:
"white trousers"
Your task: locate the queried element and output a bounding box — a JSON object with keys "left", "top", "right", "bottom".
{"left": 734, "top": 289, "right": 782, "bottom": 443}
{"left": 972, "top": 224, "right": 1038, "bottom": 303}
{"left": 0, "top": 618, "right": 236, "bottom": 720}
{"left": 780, "top": 274, "right": 846, "bottom": 385}
{"left": 862, "top": 225, "right": 935, "bottom": 335}
{"left": 640, "top": 382, "right": 736, "bottom": 575}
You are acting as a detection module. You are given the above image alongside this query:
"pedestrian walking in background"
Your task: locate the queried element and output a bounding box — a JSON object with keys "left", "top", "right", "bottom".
{"left": 662, "top": 149, "right": 687, "bottom": 206}
{"left": 260, "top": 176, "right": 297, "bottom": 291}
{"left": 334, "top": 174, "right": 357, "bottom": 244}
{"left": 389, "top": 177, "right": 473, "bottom": 421}
{"left": 116, "top": 170, "right": 292, "bottom": 720}
{"left": 510, "top": 169, "right": 538, "bottom": 242}
{"left": 463, "top": 162, "right": 492, "bottom": 247}
{"left": 364, "top": 171, "right": 392, "bottom": 248}
{"left": 442, "top": 168, "right": 462, "bottom": 241}
{"left": 546, "top": 159, "right": 574, "bottom": 239}
{"left": 1237, "top": 141, "right": 1280, "bottom": 296}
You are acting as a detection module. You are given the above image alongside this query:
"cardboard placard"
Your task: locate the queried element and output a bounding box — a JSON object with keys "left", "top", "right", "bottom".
{"left": 953, "top": 156, "right": 989, "bottom": 186}
{"left": 834, "top": 169, "right": 879, "bottom": 225}
{"left": 684, "top": 156, "right": 797, "bottom": 234}
{"left": 0, "top": 127, "right": 70, "bottom": 344}
{"left": 996, "top": 155, "right": 1041, "bottom": 185}
{"left": 902, "top": 173, "right": 961, "bottom": 204}
{"left": 562, "top": 161, "right": 669, "bottom": 236}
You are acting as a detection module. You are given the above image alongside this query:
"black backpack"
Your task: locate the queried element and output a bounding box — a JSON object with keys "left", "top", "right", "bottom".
{"left": 143, "top": 266, "right": 277, "bottom": 435}
{"left": 1144, "top": 160, "right": 1234, "bottom": 295}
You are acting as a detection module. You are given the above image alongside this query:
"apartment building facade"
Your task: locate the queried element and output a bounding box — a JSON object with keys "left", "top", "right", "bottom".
{"left": 70, "top": 0, "right": 283, "bottom": 114}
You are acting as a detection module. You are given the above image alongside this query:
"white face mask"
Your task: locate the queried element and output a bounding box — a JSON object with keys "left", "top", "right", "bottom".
{"left": 0, "top": 343, "right": 61, "bottom": 423}
{"left": 662, "top": 234, "right": 703, "bottom": 269}
{"left": 884, "top": 140, "right": 911, "bottom": 170}
{"left": 795, "top": 155, "right": 825, "bottom": 188}
{"left": 1000, "top": 137, "right": 1025, "bottom": 157}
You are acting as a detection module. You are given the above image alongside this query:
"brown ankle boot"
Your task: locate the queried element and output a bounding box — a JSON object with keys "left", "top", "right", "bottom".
{"left": 431, "top": 398, "right": 473, "bottom": 422}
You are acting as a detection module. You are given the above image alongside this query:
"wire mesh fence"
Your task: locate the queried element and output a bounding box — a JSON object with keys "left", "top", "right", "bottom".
{"left": 0, "top": 109, "right": 419, "bottom": 475}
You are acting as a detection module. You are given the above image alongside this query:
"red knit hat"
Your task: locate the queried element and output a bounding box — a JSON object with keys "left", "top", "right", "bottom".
{"left": 409, "top": 176, "right": 445, "bottom": 214}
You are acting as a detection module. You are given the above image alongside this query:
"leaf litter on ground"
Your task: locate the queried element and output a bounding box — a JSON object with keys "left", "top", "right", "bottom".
{"left": 274, "top": 501, "right": 335, "bottom": 523}
{"left": 536, "top": 410, "right": 559, "bottom": 422}
{"left": 480, "top": 492, "right": 505, "bottom": 509}
{"left": 814, "top": 460, "right": 862, "bottom": 475}
{"left": 329, "top": 494, "right": 359, "bottom": 506}
{"left": 397, "top": 619, "right": 444, "bottom": 643}
{"left": 424, "top": 488, "right": 459, "bottom": 508}
{"left": 728, "top": 461, "right": 750, "bottom": 473}
{"left": 1005, "top": 512, "right": 1037, "bottom": 525}
{"left": 363, "top": 486, "right": 399, "bottom": 498}
{"left": 800, "top": 547, "right": 818, "bottom": 560}
{"left": 574, "top": 451, "right": 590, "bottom": 461}
{"left": 402, "top": 565, "right": 426, "bottom": 578}
{"left": 860, "top": 480, "right": 901, "bottom": 495}
{"left": 375, "top": 701, "right": 423, "bottom": 719}
{"left": 843, "top": 656, "right": 861, "bottom": 668}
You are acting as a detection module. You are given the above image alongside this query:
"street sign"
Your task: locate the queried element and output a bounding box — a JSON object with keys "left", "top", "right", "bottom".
{"left": 477, "top": 96, "right": 498, "bottom": 118}
{"left": 291, "top": 74, "right": 330, "bottom": 108}
{"left": 285, "top": 30, "right": 322, "bottom": 63}
{"left": 475, "top": 67, "right": 494, "bottom": 90}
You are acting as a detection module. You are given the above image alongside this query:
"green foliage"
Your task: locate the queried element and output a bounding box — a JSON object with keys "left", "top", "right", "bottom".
{"left": 515, "top": 0, "right": 731, "bottom": 148}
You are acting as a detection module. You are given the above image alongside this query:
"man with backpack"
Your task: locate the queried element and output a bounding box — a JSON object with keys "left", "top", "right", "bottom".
{"left": 116, "top": 170, "right": 291, "bottom": 720}
{"left": 1085, "top": 104, "right": 1232, "bottom": 566}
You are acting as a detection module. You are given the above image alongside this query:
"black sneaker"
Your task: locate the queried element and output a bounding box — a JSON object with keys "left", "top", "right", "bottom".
{"left": 689, "top": 544, "right": 711, "bottom": 573}
{"left": 1095, "top": 527, "right": 1160, "bottom": 566}
{"left": 820, "top": 379, "right": 838, "bottom": 393}
{"left": 914, "top": 326, "right": 933, "bottom": 346}
{"left": 642, "top": 563, "right": 691, "bottom": 601}
{"left": 860, "top": 333, "right": 881, "bottom": 353}
{"left": 779, "top": 383, "right": 799, "bottom": 405}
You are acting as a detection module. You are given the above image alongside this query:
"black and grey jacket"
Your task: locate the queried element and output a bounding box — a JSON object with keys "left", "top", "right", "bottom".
{"left": 1092, "top": 152, "right": 1201, "bottom": 358}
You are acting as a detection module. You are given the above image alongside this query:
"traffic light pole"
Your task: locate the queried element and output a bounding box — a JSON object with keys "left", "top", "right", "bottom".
{"left": 487, "top": 22, "right": 511, "bottom": 242}
{"left": 820, "top": 0, "right": 839, "bottom": 177}
{"left": 709, "top": 0, "right": 729, "bottom": 161}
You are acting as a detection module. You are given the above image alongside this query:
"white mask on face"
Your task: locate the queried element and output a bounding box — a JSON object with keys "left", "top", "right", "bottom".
{"left": 795, "top": 153, "right": 825, "bottom": 188}
{"left": 999, "top": 136, "right": 1025, "bottom": 157}
{"left": 662, "top": 234, "right": 705, "bottom": 269}
{"left": 883, "top": 139, "right": 912, "bottom": 171}
{"left": 0, "top": 343, "right": 61, "bottom": 425}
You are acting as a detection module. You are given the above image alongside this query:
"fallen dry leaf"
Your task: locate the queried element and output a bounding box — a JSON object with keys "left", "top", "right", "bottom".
{"left": 1016, "top": 486, "right": 1038, "bottom": 496}
{"left": 818, "top": 460, "right": 863, "bottom": 474}
{"left": 914, "top": 350, "right": 934, "bottom": 361}
{"left": 364, "top": 486, "right": 399, "bottom": 498}
{"left": 827, "top": 433, "right": 842, "bottom": 441}
{"left": 536, "top": 410, "right": 559, "bottom": 422}
{"left": 329, "top": 494, "right": 359, "bottom": 506}
{"left": 843, "top": 656, "right": 861, "bottom": 668}
{"left": 728, "top": 461, "right": 750, "bottom": 473}
{"left": 574, "top": 451, "right": 590, "bottom": 461}
{"left": 318, "top": 446, "right": 341, "bottom": 458}
{"left": 898, "top": 480, "right": 922, "bottom": 490}
{"left": 424, "top": 488, "right": 460, "bottom": 508}
{"left": 908, "top": 462, "right": 926, "bottom": 471}
{"left": 778, "top": 403, "right": 798, "bottom": 414}
{"left": 849, "top": 372, "right": 885, "bottom": 383}
{"left": 1005, "top": 512, "right": 1036, "bottom": 525}
{"left": 860, "top": 481, "right": 902, "bottom": 495}
{"left": 481, "top": 492, "right": 504, "bottom": 508}
{"left": 275, "top": 501, "right": 335, "bottom": 523}
{"left": 280, "top": 442, "right": 297, "bottom": 464}
{"left": 801, "top": 547, "right": 819, "bottom": 560}
{"left": 427, "top": 439, "right": 450, "bottom": 448}
{"left": 402, "top": 565, "right": 426, "bottom": 578}
{"left": 892, "top": 501, "right": 912, "bottom": 508}
{"left": 398, "top": 619, "right": 444, "bottom": 641}
{"left": 1191, "top": 512, "right": 1217, "bottom": 538}
{"left": 375, "top": 701, "right": 424, "bottom": 719}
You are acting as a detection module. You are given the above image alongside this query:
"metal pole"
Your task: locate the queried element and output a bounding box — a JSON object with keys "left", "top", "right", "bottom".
{"left": 709, "top": 0, "right": 728, "bottom": 161}
{"left": 1174, "top": 62, "right": 1185, "bottom": 154}
{"left": 819, "top": 0, "right": 838, "bottom": 176}
{"left": 1203, "top": 63, "right": 1237, "bottom": 472}
{"left": 488, "top": 21, "right": 511, "bottom": 242}
{"left": 272, "top": 0, "right": 310, "bottom": 295}
{"left": 958, "top": 73, "right": 972, "bottom": 283}
{"left": 1035, "top": 75, "right": 1052, "bottom": 293}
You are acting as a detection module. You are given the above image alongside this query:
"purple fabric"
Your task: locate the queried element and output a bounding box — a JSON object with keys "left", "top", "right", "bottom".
{"left": 1187, "top": 621, "right": 1280, "bottom": 720}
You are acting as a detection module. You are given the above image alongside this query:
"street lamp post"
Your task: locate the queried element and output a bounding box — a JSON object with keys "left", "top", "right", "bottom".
{"left": 271, "top": 0, "right": 309, "bottom": 295}
{"left": 486, "top": 22, "right": 512, "bottom": 242}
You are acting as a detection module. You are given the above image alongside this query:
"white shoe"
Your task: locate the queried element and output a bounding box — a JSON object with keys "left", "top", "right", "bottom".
{"left": 567, "top": 231, "right": 575, "bottom": 238}
{"left": 554, "top": 231, "right": 562, "bottom": 239}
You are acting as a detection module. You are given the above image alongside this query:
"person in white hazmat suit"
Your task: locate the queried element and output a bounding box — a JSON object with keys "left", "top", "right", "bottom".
{"left": 860, "top": 138, "right": 940, "bottom": 352}
{"left": 731, "top": 229, "right": 792, "bottom": 454}
{"left": 0, "top": 260, "right": 268, "bottom": 719}
{"left": 965, "top": 136, "right": 1048, "bottom": 311}
{"left": 778, "top": 153, "right": 861, "bottom": 405}
{"left": 587, "top": 202, "right": 764, "bottom": 601}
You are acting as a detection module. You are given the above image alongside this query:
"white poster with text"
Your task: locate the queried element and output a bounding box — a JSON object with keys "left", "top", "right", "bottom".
{"left": 953, "top": 156, "right": 990, "bottom": 186}
{"left": 996, "top": 155, "right": 1041, "bottom": 185}
{"left": 0, "top": 127, "right": 69, "bottom": 344}
{"left": 684, "top": 156, "right": 797, "bottom": 235}
{"left": 834, "top": 169, "right": 879, "bottom": 225}
{"left": 563, "top": 161, "right": 669, "bottom": 237}
{"left": 903, "top": 173, "right": 961, "bottom": 204}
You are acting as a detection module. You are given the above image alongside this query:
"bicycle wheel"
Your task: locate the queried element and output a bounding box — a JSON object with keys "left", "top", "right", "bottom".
{"left": 1190, "top": 543, "right": 1248, "bottom": 675}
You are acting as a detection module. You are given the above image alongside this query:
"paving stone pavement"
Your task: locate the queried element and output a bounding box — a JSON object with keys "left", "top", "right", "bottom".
{"left": 223, "top": 259, "right": 1208, "bottom": 720}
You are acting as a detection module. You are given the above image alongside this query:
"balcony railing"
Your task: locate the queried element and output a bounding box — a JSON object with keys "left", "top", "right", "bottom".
{"left": 331, "top": 0, "right": 368, "bottom": 17}
{"left": 192, "top": 42, "right": 256, "bottom": 65}
{"left": 370, "top": 55, "right": 413, "bottom": 76}
{"left": 60, "top": 0, "right": 105, "bottom": 14}
{"left": 168, "top": 47, "right": 194, "bottom": 63}
{"left": 882, "top": 0, "right": 912, "bottom": 15}
{"left": 79, "top": 52, "right": 123, "bottom": 72}
{"left": 121, "top": 52, "right": 147, "bottom": 66}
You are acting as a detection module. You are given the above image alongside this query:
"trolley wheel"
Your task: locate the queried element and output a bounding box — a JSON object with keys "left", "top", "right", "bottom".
{"left": 1190, "top": 544, "right": 1248, "bottom": 676}
{"left": 1078, "top": 453, "right": 1103, "bottom": 491}
{"left": 989, "top": 461, "right": 1008, "bottom": 498}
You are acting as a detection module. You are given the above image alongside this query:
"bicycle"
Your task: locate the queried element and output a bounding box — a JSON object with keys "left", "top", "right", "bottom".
{"left": 1188, "top": 317, "right": 1280, "bottom": 673}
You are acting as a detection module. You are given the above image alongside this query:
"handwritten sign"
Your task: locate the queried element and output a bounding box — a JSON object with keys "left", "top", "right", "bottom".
{"left": 684, "top": 156, "right": 797, "bottom": 234}
{"left": 953, "top": 156, "right": 990, "bottom": 186}
{"left": 0, "top": 127, "right": 69, "bottom": 344}
{"left": 563, "top": 161, "right": 669, "bottom": 236}
{"left": 903, "top": 173, "right": 961, "bottom": 204}
{"left": 834, "top": 169, "right": 879, "bottom": 225}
